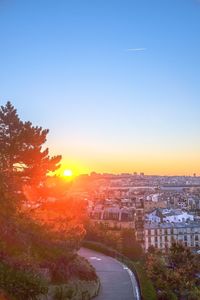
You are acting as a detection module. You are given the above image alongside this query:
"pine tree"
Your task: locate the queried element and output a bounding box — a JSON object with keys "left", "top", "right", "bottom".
{"left": 0, "top": 101, "right": 61, "bottom": 199}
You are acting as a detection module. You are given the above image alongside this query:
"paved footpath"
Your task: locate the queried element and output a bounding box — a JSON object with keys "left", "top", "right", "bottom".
{"left": 78, "top": 248, "right": 141, "bottom": 300}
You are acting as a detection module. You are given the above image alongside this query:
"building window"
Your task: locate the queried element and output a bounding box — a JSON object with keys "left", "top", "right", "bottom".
{"left": 195, "top": 235, "right": 199, "bottom": 241}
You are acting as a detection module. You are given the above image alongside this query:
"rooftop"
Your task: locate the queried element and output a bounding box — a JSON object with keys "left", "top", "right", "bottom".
{"left": 145, "top": 221, "right": 200, "bottom": 229}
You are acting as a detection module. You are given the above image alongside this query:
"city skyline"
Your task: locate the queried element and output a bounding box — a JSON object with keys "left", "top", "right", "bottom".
{"left": 0, "top": 0, "right": 200, "bottom": 175}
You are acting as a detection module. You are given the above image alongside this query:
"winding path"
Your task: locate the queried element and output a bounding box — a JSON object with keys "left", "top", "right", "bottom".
{"left": 79, "top": 248, "right": 141, "bottom": 300}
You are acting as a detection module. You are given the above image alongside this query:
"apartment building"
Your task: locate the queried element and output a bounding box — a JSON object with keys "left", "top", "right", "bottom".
{"left": 144, "top": 221, "right": 200, "bottom": 252}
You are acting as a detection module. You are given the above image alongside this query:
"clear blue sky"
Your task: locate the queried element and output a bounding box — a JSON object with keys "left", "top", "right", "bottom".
{"left": 0, "top": 0, "right": 200, "bottom": 175}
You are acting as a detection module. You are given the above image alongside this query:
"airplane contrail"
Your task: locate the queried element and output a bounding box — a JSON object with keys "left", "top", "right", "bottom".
{"left": 127, "top": 48, "right": 146, "bottom": 51}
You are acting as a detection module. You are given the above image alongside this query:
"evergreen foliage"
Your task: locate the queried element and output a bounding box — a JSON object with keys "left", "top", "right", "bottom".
{"left": 0, "top": 101, "right": 61, "bottom": 202}
{"left": 146, "top": 242, "right": 200, "bottom": 299}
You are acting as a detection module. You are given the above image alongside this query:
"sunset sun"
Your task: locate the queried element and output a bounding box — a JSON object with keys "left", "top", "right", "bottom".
{"left": 63, "top": 169, "right": 73, "bottom": 177}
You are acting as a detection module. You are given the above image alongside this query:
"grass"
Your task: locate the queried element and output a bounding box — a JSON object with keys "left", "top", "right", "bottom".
{"left": 133, "top": 261, "right": 157, "bottom": 300}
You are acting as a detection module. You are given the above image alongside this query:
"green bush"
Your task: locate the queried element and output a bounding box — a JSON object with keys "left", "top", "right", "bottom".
{"left": 51, "top": 255, "right": 97, "bottom": 284}
{"left": 158, "top": 290, "right": 178, "bottom": 300}
{"left": 69, "top": 256, "right": 97, "bottom": 281}
{"left": 0, "top": 261, "right": 48, "bottom": 300}
{"left": 53, "top": 285, "right": 74, "bottom": 300}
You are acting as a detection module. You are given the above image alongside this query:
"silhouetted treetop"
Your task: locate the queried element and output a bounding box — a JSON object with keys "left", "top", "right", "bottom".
{"left": 0, "top": 101, "right": 61, "bottom": 188}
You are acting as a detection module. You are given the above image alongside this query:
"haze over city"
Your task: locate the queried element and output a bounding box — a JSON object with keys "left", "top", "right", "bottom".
{"left": 0, "top": 0, "right": 200, "bottom": 175}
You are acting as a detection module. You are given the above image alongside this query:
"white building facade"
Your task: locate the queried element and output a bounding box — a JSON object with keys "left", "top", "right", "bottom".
{"left": 144, "top": 222, "right": 200, "bottom": 252}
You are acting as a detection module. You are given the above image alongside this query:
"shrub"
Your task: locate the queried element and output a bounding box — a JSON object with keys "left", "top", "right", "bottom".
{"left": 0, "top": 261, "right": 48, "bottom": 300}
{"left": 68, "top": 256, "right": 97, "bottom": 281}
{"left": 50, "top": 255, "right": 97, "bottom": 284}
{"left": 158, "top": 290, "right": 178, "bottom": 300}
{"left": 53, "top": 286, "right": 74, "bottom": 300}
